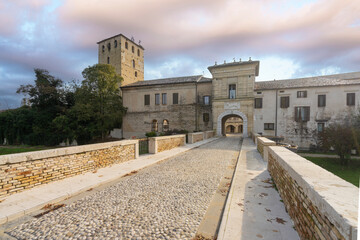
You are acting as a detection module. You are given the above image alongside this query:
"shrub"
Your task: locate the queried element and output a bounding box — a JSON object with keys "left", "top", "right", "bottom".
{"left": 145, "top": 131, "right": 157, "bottom": 137}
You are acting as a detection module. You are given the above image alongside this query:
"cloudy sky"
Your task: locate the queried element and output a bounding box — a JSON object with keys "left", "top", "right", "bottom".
{"left": 1, "top": 0, "right": 360, "bottom": 109}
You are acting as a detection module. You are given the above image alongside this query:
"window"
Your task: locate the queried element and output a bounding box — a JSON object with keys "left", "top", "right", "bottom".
{"left": 295, "top": 106, "right": 310, "bottom": 122}
{"left": 107, "top": 57, "right": 110, "bottom": 64}
{"left": 144, "top": 94, "right": 150, "bottom": 105}
{"left": 203, "top": 96, "right": 210, "bottom": 105}
{"left": 318, "top": 95, "right": 326, "bottom": 107}
{"left": 229, "top": 84, "right": 236, "bottom": 99}
{"left": 254, "top": 98, "right": 263, "bottom": 108}
{"left": 280, "top": 96, "right": 289, "bottom": 108}
{"left": 173, "top": 93, "right": 179, "bottom": 104}
{"left": 203, "top": 113, "right": 210, "bottom": 122}
{"left": 132, "top": 60, "right": 135, "bottom": 68}
{"left": 151, "top": 120, "right": 158, "bottom": 132}
{"left": 163, "top": 120, "right": 169, "bottom": 132}
{"left": 114, "top": 40, "right": 117, "bottom": 48}
{"left": 135, "top": 71, "right": 137, "bottom": 77}
{"left": 162, "top": 93, "right": 167, "bottom": 105}
{"left": 317, "top": 122, "right": 325, "bottom": 133}
{"left": 137, "top": 49, "right": 140, "bottom": 56}
{"left": 264, "top": 123, "right": 274, "bottom": 130}
{"left": 257, "top": 91, "right": 262, "bottom": 94}
{"left": 132, "top": 46, "right": 134, "bottom": 53}
{"left": 297, "top": 91, "right": 307, "bottom": 98}
{"left": 107, "top": 42, "right": 111, "bottom": 51}
{"left": 125, "top": 42, "right": 128, "bottom": 49}
{"left": 155, "top": 94, "right": 160, "bottom": 105}
{"left": 347, "top": 93, "right": 355, "bottom": 106}
{"left": 102, "top": 45, "right": 105, "bottom": 53}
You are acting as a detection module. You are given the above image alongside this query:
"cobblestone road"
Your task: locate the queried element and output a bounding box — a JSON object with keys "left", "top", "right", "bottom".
{"left": 8, "top": 136, "right": 242, "bottom": 240}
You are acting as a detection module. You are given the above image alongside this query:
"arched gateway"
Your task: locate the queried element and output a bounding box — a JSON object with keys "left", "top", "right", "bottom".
{"left": 217, "top": 110, "right": 248, "bottom": 137}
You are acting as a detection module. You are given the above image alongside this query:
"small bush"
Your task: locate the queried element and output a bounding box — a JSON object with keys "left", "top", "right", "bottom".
{"left": 145, "top": 131, "right": 157, "bottom": 137}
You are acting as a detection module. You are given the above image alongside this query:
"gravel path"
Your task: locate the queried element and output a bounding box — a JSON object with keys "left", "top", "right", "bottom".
{"left": 8, "top": 136, "right": 242, "bottom": 240}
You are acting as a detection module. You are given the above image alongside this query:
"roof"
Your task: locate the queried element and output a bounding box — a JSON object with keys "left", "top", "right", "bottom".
{"left": 208, "top": 60, "right": 260, "bottom": 76}
{"left": 97, "top": 34, "right": 144, "bottom": 50}
{"left": 255, "top": 72, "right": 360, "bottom": 90}
{"left": 121, "top": 75, "right": 212, "bottom": 88}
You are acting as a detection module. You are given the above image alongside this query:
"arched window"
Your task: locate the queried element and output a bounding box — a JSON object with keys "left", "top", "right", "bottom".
{"left": 107, "top": 42, "right": 111, "bottom": 51}
{"left": 137, "top": 49, "right": 140, "bottom": 56}
{"left": 114, "top": 40, "right": 117, "bottom": 48}
{"left": 132, "top": 60, "right": 135, "bottom": 68}
{"left": 132, "top": 46, "right": 134, "bottom": 53}
{"left": 163, "top": 119, "right": 169, "bottom": 132}
{"left": 102, "top": 45, "right": 105, "bottom": 53}
{"left": 135, "top": 71, "right": 137, "bottom": 77}
{"left": 151, "top": 120, "right": 158, "bottom": 132}
{"left": 107, "top": 57, "right": 110, "bottom": 64}
{"left": 125, "top": 42, "right": 128, "bottom": 49}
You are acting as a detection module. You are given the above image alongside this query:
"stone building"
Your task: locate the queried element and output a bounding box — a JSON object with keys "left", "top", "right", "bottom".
{"left": 98, "top": 34, "right": 360, "bottom": 149}
{"left": 97, "top": 34, "right": 144, "bottom": 86}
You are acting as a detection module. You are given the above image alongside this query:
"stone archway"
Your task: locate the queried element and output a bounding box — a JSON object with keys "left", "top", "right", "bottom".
{"left": 217, "top": 110, "right": 248, "bottom": 137}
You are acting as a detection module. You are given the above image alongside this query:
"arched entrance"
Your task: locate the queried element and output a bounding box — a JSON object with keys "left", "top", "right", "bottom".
{"left": 217, "top": 110, "right": 248, "bottom": 137}
{"left": 226, "top": 125, "right": 236, "bottom": 133}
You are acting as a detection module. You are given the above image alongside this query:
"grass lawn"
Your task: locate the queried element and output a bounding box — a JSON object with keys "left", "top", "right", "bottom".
{"left": 0, "top": 145, "right": 52, "bottom": 156}
{"left": 305, "top": 157, "right": 360, "bottom": 187}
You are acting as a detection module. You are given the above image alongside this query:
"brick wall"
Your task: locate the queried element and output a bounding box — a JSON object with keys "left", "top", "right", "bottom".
{"left": 0, "top": 140, "right": 138, "bottom": 199}
{"left": 149, "top": 135, "right": 186, "bottom": 154}
{"left": 267, "top": 145, "right": 357, "bottom": 240}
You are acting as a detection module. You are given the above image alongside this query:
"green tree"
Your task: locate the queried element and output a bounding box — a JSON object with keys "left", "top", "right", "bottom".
{"left": 319, "top": 123, "right": 355, "bottom": 165}
{"left": 53, "top": 64, "right": 127, "bottom": 144}
{"left": 12, "top": 69, "right": 74, "bottom": 145}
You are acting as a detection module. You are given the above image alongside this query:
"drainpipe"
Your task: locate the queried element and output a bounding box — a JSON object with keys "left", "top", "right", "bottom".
{"left": 275, "top": 89, "right": 278, "bottom": 136}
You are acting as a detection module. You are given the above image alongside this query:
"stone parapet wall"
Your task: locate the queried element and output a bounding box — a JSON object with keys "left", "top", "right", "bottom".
{"left": 188, "top": 132, "right": 204, "bottom": 144}
{"left": 204, "top": 131, "right": 215, "bottom": 139}
{"left": 267, "top": 146, "right": 358, "bottom": 240}
{"left": 256, "top": 137, "right": 276, "bottom": 159}
{"left": 251, "top": 132, "right": 261, "bottom": 145}
{"left": 0, "top": 140, "right": 139, "bottom": 199}
{"left": 149, "top": 135, "right": 186, "bottom": 154}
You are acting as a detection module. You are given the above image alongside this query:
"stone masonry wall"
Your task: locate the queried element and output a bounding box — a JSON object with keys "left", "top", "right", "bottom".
{"left": 267, "top": 146, "right": 357, "bottom": 240}
{"left": 0, "top": 140, "right": 138, "bottom": 199}
{"left": 256, "top": 137, "right": 276, "bottom": 159}
{"left": 188, "top": 132, "right": 204, "bottom": 144}
{"left": 157, "top": 136, "right": 185, "bottom": 153}
{"left": 204, "top": 131, "right": 214, "bottom": 139}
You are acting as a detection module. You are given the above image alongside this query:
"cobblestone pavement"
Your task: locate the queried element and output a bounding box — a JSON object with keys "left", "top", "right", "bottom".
{"left": 7, "top": 136, "right": 242, "bottom": 240}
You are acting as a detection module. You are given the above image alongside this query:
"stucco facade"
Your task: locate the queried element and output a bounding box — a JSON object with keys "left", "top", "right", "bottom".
{"left": 254, "top": 76, "right": 360, "bottom": 148}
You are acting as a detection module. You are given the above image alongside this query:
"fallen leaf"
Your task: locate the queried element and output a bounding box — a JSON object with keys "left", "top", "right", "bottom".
{"left": 276, "top": 217, "right": 287, "bottom": 224}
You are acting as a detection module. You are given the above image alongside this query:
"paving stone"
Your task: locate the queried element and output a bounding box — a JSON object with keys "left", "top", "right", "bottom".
{"left": 7, "top": 136, "right": 241, "bottom": 239}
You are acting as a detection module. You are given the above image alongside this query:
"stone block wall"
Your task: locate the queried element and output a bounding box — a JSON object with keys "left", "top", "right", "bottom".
{"left": 267, "top": 145, "right": 358, "bottom": 240}
{"left": 251, "top": 132, "right": 261, "bottom": 146}
{"left": 204, "top": 131, "right": 215, "bottom": 139}
{"left": 149, "top": 135, "right": 186, "bottom": 154}
{"left": 256, "top": 137, "right": 276, "bottom": 159}
{"left": 188, "top": 132, "right": 204, "bottom": 144}
{"left": 0, "top": 140, "right": 138, "bottom": 199}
